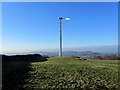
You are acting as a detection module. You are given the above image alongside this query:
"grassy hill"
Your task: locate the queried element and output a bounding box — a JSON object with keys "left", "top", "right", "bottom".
{"left": 3, "top": 56, "right": 119, "bottom": 89}
{"left": 23, "top": 57, "right": 119, "bottom": 89}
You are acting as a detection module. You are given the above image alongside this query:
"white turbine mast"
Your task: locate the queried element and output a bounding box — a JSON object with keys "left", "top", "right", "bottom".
{"left": 58, "top": 17, "right": 70, "bottom": 57}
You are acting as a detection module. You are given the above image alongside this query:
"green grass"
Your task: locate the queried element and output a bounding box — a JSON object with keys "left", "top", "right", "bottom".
{"left": 22, "top": 57, "right": 119, "bottom": 89}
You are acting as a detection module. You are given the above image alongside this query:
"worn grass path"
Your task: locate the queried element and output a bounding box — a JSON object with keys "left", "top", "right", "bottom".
{"left": 23, "top": 57, "right": 119, "bottom": 89}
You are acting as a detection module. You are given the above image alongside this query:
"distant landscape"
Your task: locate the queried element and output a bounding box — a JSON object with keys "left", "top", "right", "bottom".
{"left": 2, "top": 45, "right": 118, "bottom": 56}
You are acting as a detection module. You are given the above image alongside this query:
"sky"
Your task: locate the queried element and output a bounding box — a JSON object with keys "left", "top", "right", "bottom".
{"left": 2, "top": 0, "right": 120, "bottom": 2}
{"left": 2, "top": 2, "right": 118, "bottom": 53}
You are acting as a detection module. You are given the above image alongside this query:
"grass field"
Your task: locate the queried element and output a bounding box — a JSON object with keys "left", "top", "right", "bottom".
{"left": 20, "top": 57, "right": 119, "bottom": 89}
{"left": 2, "top": 56, "right": 119, "bottom": 89}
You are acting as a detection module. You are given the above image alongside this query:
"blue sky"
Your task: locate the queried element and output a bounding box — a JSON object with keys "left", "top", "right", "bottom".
{"left": 2, "top": 2, "right": 118, "bottom": 52}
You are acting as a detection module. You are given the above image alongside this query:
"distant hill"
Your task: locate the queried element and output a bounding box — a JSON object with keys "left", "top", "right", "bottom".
{"left": 31, "top": 51, "right": 101, "bottom": 56}
{"left": 2, "top": 45, "right": 117, "bottom": 56}
{"left": 63, "top": 51, "right": 101, "bottom": 56}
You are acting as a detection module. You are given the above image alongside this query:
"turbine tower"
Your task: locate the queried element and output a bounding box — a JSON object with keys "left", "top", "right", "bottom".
{"left": 58, "top": 17, "right": 70, "bottom": 57}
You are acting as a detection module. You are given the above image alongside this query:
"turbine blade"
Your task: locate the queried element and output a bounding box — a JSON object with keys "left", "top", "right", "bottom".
{"left": 65, "top": 18, "right": 70, "bottom": 20}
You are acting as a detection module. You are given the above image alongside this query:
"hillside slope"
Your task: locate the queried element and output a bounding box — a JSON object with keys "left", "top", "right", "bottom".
{"left": 22, "top": 57, "right": 119, "bottom": 89}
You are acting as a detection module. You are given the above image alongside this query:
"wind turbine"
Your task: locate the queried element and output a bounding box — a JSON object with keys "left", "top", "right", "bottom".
{"left": 58, "top": 17, "right": 70, "bottom": 57}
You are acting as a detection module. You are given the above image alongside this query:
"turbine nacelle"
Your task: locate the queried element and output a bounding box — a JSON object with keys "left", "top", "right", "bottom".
{"left": 58, "top": 17, "right": 70, "bottom": 20}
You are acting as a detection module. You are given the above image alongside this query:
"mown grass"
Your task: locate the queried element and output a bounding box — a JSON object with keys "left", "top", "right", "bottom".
{"left": 22, "top": 57, "right": 119, "bottom": 89}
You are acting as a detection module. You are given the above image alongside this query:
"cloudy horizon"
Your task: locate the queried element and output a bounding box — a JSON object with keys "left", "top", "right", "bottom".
{"left": 1, "top": 44, "right": 118, "bottom": 54}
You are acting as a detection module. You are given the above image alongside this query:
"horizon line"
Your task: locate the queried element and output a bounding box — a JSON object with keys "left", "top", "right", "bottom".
{"left": 1, "top": 44, "right": 118, "bottom": 53}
